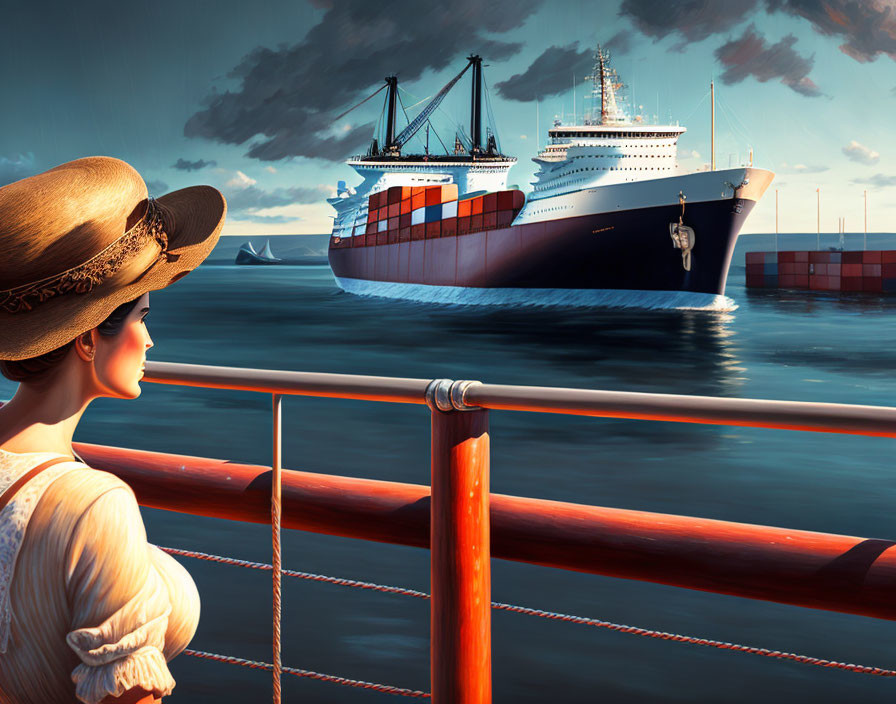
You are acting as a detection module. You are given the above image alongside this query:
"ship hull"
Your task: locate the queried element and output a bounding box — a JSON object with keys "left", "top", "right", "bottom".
{"left": 329, "top": 197, "right": 755, "bottom": 302}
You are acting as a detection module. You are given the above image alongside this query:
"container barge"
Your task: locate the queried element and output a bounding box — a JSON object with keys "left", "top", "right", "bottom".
{"left": 746, "top": 250, "right": 896, "bottom": 292}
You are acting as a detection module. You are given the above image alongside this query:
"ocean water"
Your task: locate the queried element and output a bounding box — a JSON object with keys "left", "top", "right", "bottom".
{"left": 4, "top": 233, "right": 896, "bottom": 703}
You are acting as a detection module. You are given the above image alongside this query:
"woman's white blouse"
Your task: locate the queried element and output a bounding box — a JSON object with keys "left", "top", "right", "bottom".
{"left": 0, "top": 449, "right": 200, "bottom": 703}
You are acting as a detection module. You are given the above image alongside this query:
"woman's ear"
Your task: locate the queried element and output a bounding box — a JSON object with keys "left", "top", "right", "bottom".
{"left": 74, "top": 330, "right": 96, "bottom": 362}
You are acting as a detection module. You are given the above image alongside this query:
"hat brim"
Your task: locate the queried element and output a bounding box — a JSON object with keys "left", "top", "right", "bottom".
{"left": 0, "top": 185, "right": 226, "bottom": 360}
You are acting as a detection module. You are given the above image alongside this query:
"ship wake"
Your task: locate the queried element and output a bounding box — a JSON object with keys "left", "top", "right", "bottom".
{"left": 335, "top": 278, "right": 737, "bottom": 312}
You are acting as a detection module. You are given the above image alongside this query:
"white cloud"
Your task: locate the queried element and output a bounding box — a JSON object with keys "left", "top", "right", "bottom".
{"left": 224, "top": 170, "right": 257, "bottom": 189}
{"left": 842, "top": 140, "right": 880, "bottom": 165}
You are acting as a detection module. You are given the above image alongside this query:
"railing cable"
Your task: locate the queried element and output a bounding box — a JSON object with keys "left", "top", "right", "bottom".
{"left": 162, "top": 546, "right": 896, "bottom": 679}
{"left": 184, "top": 649, "right": 430, "bottom": 698}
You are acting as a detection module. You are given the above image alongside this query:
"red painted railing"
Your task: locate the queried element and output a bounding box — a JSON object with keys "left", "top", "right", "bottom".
{"left": 75, "top": 361, "right": 896, "bottom": 703}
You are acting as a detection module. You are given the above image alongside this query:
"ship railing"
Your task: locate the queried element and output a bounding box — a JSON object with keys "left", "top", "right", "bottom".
{"left": 73, "top": 360, "right": 896, "bottom": 703}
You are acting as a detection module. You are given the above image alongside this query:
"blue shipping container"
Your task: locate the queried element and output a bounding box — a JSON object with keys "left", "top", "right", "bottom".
{"left": 425, "top": 204, "right": 442, "bottom": 223}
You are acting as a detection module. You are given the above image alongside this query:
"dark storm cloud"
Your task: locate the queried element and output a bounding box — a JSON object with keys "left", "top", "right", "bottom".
{"left": 145, "top": 179, "right": 169, "bottom": 195}
{"left": 714, "top": 25, "right": 822, "bottom": 96}
{"left": 185, "top": 0, "right": 540, "bottom": 162}
{"left": 0, "top": 153, "right": 36, "bottom": 187}
{"left": 852, "top": 173, "right": 896, "bottom": 187}
{"left": 494, "top": 43, "right": 594, "bottom": 101}
{"left": 172, "top": 158, "right": 217, "bottom": 172}
{"left": 766, "top": 0, "right": 896, "bottom": 62}
{"left": 617, "top": 0, "right": 759, "bottom": 43}
{"left": 225, "top": 184, "right": 323, "bottom": 212}
{"left": 605, "top": 30, "right": 633, "bottom": 54}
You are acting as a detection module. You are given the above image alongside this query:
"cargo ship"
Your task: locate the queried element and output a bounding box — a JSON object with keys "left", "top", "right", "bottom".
{"left": 327, "top": 50, "right": 774, "bottom": 309}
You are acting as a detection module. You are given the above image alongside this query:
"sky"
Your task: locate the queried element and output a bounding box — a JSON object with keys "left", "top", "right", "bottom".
{"left": 2, "top": 0, "right": 895, "bottom": 236}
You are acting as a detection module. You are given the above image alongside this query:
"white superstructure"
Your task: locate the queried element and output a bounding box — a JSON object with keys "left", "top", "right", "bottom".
{"left": 328, "top": 157, "right": 515, "bottom": 240}
{"left": 530, "top": 47, "right": 686, "bottom": 201}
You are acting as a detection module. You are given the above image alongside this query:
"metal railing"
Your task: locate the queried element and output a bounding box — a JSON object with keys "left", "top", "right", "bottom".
{"left": 97, "top": 360, "right": 896, "bottom": 703}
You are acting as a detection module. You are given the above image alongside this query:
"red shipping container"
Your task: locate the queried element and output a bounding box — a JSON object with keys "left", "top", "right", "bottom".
{"left": 809, "top": 276, "right": 825, "bottom": 290}
{"left": 376, "top": 232, "right": 388, "bottom": 246}
{"left": 458, "top": 199, "right": 472, "bottom": 217}
{"left": 882, "top": 263, "right": 896, "bottom": 278}
{"left": 441, "top": 184, "right": 458, "bottom": 203}
{"left": 745, "top": 252, "right": 764, "bottom": 264}
{"left": 458, "top": 216, "right": 471, "bottom": 235}
{"left": 365, "top": 234, "right": 377, "bottom": 247}
{"left": 388, "top": 202, "right": 400, "bottom": 219}
{"left": 399, "top": 213, "right": 412, "bottom": 229}
{"left": 828, "top": 264, "right": 841, "bottom": 276}
{"left": 841, "top": 263, "right": 862, "bottom": 277}
{"left": 387, "top": 187, "right": 402, "bottom": 204}
{"left": 809, "top": 251, "right": 829, "bottom": 263}
{"left": 399, "top": 227, "right": 411, "bottom": 242}
{"left": 512, "top": 190, "right": 525, "bottom": 211}
{"left": 841, "top": 276, "right": 863, "bottom": 291}
{"left": 825, "top": 277, "right": 841, "bottom": 291}
{"left": 411, "top": 224, "right": 426, "bottom": 240}
{"left": 496, "top": 210, "right": 514, "bottom": 227}
{"left": 795, "top": 275, "right": 809, "bottom": 287}
{"left": 411, "top": 192, "right": 426, "bottom": 210}
{"left": 425, "top": 221, "right": 441, "bottom": 239}
{"left": 471, "top": 214, "right": 483, "bottom": 231}
{"left": 387, "top": 230, "right": 398, "bottom": 245}
{"left": 813, "top": 263, "right": 828, "bottom": 276}
{"left": 483, "top": 211, "right": 497, "bottom": 229}
{"left": 400, "top": 186, "right": 412, "bottom": 201}
{"left": 779, "top": 274, "right": 797, "bottom": 287}
{"left": 411, "top": 186, "right": 424, "bottom": 197}
{"left": 400, "top": 199, "right": 411, "bottom": 215}
{"left": 792, "top": 263, "right": 809, "bottom": 274}
{"left": 377, "top": 207, "right": 388, "bottom": 221}
{"left": 779, "top": 262, "right": 795, "bottom": 275}
{"left": 484, "top": 193, "right": 498, "bottom": 213}
{"left": 745, "top": 275, "right": 764, "bottom": 288}
{"left": 842, "top": 251, "right": 863, "bottom": 264}
{"left": 497, "top": 190, "right": 514, "bottom": 210}
{"left": 863, "top": 264, "right": 881, "bottom": 277}
{"left": 368, "top": 192, "right": 381, "bottom": 210}
{"left": 746, "top": 263, "right": 765, "bottom": 276}
{"left": 863, "top": 250, "right": 882, "bottom": 263}
{"left": 863, "top": 277, "right": 882, "bottom": 292}
{"left": 425, "top": 187, "right": 442, "bottom": 206}
{"left": 794, "top": 251, "right": 809, "bottom": 262}
{"left": 882, "top": 251, "right": 896, "bottom": 264}
{"left": 366, "top": 222, "right": 377, "bottom": 235}
{"left": 442, "top": 217, "right": 457, "bottom": 237}
{"left": 471, "top": 197, "right": 484, "bottom": 215}
{"left": 352, "top": 235, "right": 364, "bottom": 248}
{"left": 777, "top": 251, "right": 796, "bottom": 263}
{"left": 388, "top": 216, "right": 399, "bottom": 231}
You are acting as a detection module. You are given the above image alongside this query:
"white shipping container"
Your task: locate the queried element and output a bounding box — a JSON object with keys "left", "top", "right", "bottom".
{"left": 442, "top": 200, "right": 458, "bottom": 219}
{"left": 378, "top": 219, "right": 388, "bottom": 232}
{"left": 411, "top": 207, "right": 425, "bottom": 226}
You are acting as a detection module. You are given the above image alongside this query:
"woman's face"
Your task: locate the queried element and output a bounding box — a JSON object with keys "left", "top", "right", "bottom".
{"left": 92, "top": 293, "right": 153, "bottom": 399}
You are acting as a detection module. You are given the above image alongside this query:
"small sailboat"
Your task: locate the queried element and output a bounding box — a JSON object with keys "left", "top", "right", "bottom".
{"left": 235, "top": 239, "right": 282, "bottom": 265}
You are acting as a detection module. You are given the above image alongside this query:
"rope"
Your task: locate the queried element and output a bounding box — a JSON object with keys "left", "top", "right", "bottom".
{"left": 161, "top": 546, "right": 896, "bottom": 678}
{"left": 184, "top": 649, "right": 430, "bottom": 698}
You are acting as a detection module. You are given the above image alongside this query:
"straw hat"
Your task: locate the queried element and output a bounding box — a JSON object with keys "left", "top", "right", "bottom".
{"left": 0, "top": 157, "right": 226, "bottom": 360}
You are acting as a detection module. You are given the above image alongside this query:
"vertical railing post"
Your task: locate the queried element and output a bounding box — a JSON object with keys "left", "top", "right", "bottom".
{"left": 271, "top": 393, "right": 283, "bottom": 703}
{"left": 427, "top": 379, "right": 491, "bottom": 704}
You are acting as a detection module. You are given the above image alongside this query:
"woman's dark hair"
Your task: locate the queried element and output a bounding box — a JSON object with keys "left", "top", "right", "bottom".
{"left": 0, "top": 297, "right": 143, "bottom": 383}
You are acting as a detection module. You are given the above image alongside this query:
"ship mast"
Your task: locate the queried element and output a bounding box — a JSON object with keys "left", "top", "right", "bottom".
{"left": 384, "top": 75, "right": 399, "bottom": 156}
{"left": 469, "top": 55, "right": 483, "bottom": 155}
{"left": 598, "top": 49, "right": 607, "bottom": 123}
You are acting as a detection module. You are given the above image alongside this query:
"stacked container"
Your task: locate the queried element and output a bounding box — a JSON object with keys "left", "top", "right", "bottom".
{"left": 333, "top": 186, "right": 526, "bottom": 248}
{"left": 745, "top": 250, "right": 896, "bottom": 292}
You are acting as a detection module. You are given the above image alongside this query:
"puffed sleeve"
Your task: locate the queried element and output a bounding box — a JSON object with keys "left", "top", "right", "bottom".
{"left": 63, "top": 484, "right": 184, "bottom": 704}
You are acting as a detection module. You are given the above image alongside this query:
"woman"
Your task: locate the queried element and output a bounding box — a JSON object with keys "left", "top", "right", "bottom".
{"left": 0, "top": 157, "right": 226, "bottom": 703}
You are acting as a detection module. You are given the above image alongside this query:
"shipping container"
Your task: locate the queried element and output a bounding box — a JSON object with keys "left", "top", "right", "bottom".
{"left": 863, "top": 251, "right": 882, "bottom": 264}
{"left": 376, "top": 232, "right": 388, "bottom": 246}
{"left": 399, "top": 227, "right": 411, "bottom": 243}
{"left": 484, "top": 193, "right": 498, "bottom": 213}
{"left": 863, "top": 278, "right": 882, "bottom": 292}
{"left": 411, "top": 207, "right": 425, "bottom": 226}
{"left": 441, "top": 184, "right": 459, "bottom": 203}
{"left": 400, "top": 199, "right": 411, "bottom": 215}
{"left": 377, "top": 219, "right": 388, "bottom": 233}
{"left": 483, "top": 211, "right": 497, "bottom": 230}
{"left": 497, "top": 190, "right": 514, "bottom": 211}
{"left": 745, "top": 252, "right": 764, "bottom": 265}
{"left": 458, "top": 216, "right": 471, "bottom": 235}
{"left": 425, "top": 187, "right": 442, "bottom": 207}
{"left": 442, "top": 217, "right": 458, "bottom": 237}
{"left": 777, "top": 251, "right": 796, "bottom": 263}
{"left": 399, "top": 213, "right": 411, "bottom": 229}
{"left": 842, "top": 251, "right": 863, "bottom": 264}
{"left": 841, "top": 277, "right": 863, "bottom": 291}
{"left": 366, "top": 234, "right": 377, "bottom": 247}
{"left": 425, "top": 204, "right": 442, "bottom": 223}
{"left": 842, "top": 263, "right": 862, "bottom": 277}
{"left": 388, "top": 202, "right": 400, "bottom": 219}
{"left": 387, "top": 187, "right": 401, "bottom": 204}
{"left": 442, "top": 200, "right": 458, "bottom": 219}
{"left": 388, "top": 216, "right": 399, "bottom": 231}
{"left": 458, "top": 199, "right": 472, "bottom": 218}
{"left": 497, "top": 210, "right": 514, "bottom": 228}
{"left": 411, "top": 224, "right": 426, "bottom": 241}
{"left": 425, "top": 221, "right": 441, "bottom": 239}
{"left": 411, "top": 191, "right": 426, "bottom": 210}
{"left": 471, "top": 214, "right": 483, "bottom": 231}
{"left": 883, "top": 278, "right": 896, "bottom": 292}
{"left": 366, "top": 222, "right": 377, "bottom": 235}
{"left": 471, "top": 197, "right": 484, "bottom": 215}
{"left": 863, "top": 264, "right": 881, "bottom": 277}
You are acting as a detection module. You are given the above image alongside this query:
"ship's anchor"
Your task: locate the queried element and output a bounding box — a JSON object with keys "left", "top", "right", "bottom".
{"left": 669, "top": 192, "right": 695, "bottom": 272}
